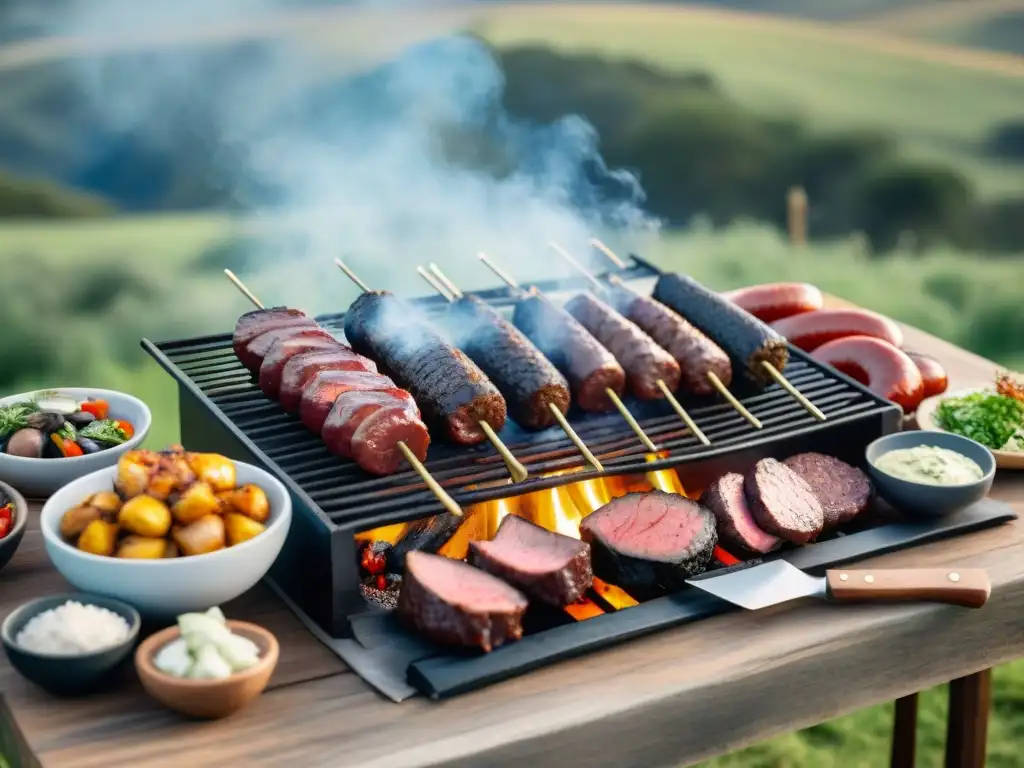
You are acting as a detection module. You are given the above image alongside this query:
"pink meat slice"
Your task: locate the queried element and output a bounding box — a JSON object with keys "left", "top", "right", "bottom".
{"left": 298, "top": 370, "right": 396, "bottom": 434}
{"left": 351, "top": 406, "right": 431, "bottom": 476}
{"left": 699, "top": 473, "right": 780, "bottom": 555}
{"left": 259, "top": 336, "right": 345, "bottom": 398}
{"left": 279, "top": 349, "right": 379, "bottom": 412}
{"left": 232, "top": 307, "right": 309, "bottom": 354}
{"left": 239, "top": 324, "right": 326, "bottom": 372}
{"left": 322, "top": 389, "right": 420, "bottom": 458}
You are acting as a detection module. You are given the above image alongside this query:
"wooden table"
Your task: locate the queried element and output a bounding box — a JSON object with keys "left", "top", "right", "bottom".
{"left": 2, "top": 323, "right": 1021, "bottom": 768}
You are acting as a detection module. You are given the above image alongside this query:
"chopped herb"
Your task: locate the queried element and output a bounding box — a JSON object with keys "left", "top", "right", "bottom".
{"left": 935, "top": 392, "right": 1024, "bottom": 450}
{"left": 0, "top": 402, "right": 39, "bottom": 439}
{"left": 79, "top": 419, "right": 130, "bottom": 445}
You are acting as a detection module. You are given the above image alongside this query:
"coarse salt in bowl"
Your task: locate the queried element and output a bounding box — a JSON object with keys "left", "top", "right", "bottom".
{"left": 15, "top": 600, "right": 133, "bottom": 655}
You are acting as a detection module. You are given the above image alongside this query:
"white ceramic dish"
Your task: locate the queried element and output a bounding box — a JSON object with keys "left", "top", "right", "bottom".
{"left": 0, "top": 388, "right": 152, "bottom": 496}
{"left": 916, "top": 387, "right": 1024, "bottom": 470}
{"left": 40, "top": 461, "right": 292, "bottom": 618}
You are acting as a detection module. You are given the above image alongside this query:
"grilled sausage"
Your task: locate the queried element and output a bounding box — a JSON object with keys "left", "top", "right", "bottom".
{"left": 299, "top": 369, "right": 397, "bottom": 434}
{"left": 811, "top": 336, "right": 925, "bottom": 413}
{"left": 322, "top": 389, "right": 429, "bottom": 476}
{"left": 608, "top": 286, "right": 732, "bottom": 396}
{"left": 722, "top": 283, "right": 823, "bottom": 323}
{"left": 770, "top": 308, "right": 903, "bottom": 352}
{"left": 564, "top": 292, "right": 680, "bottom": 400}
{"left": 444, "top": 296, "right": 570, "bottom": 430}
{"left": 259, "top": 336, "right": 345, "bottom": 398}
{"left": 278, "top": 348, "right": 378, "bottom": 412}
{"left": 344, "top": 291, "right": 507, "bottom": 445}
{"left": 239, "top": 326, "right": 330, "bottom": 372}
{"left": 512, "top": 290, "right": 626, "bottom": 413}
{"left": 232, "top": 307, "right": 309, "bottom": 359}
{"left": 653, "top": 274, "right": 788, "bottom": 387}
{"left": 906, "top": 351, "right": 949, "bottom": 398}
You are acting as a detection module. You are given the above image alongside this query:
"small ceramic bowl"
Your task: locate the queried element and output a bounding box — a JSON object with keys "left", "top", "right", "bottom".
{"left": 40, "top": 461, "right": 292, "bottom": 619}
{"left": 865, "top": 430, "right": 996, "bottom": 519}
{"left": 135, "top": 620, "right": 279, "bottom": 719}
{"left": 1, "top": 593, "right": 141, "bottom": 696}
{"left": 0, "top": 480, "right": 27, "bottom": 573}
{"left": 0, "top": 388, "right": 152, "bottom": 496}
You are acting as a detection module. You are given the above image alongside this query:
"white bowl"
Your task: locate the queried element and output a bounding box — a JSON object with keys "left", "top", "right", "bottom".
{"left": 0, "top": 388, "right": 152, "bottom": 496}
{"left": 40, "top": 461, "right": 292, "bottom": 618}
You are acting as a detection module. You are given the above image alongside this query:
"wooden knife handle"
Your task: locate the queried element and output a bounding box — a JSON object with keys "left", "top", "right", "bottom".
{"left": 825, "top": 568, "right": 990, "bottom": 609}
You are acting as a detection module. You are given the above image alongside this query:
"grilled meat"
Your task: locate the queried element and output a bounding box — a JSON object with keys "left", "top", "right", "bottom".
{"left": 259, "top": 336, "right": 345, "bottom": 398}
{"left": 278, "top": 348, "right": 378, "bottom": 412}
{"left": 744, "top": 458, "right": 824, "bottom": 544}
{"left": 579, "top": 491, "right": 717, "bottom": 590}
{"left": 239, "top": 326, "right": 331, "bottom": 372}
{"left": 565, "top": 291, "right": 681, "bottom": 400}
{"left": 232, "top": 307, "right": 309, "bottom": 359}
{"left": 783, "top": 453, "right": 873, "bottom": 528}
{"left": 609, "top": 286, "right": 733, "bottom": 396}
{"left": 445, "top": 295, "right": 570, "bottom": 430}
{"left": 469, "top": 515, "right": 592, "bottom": 606}
{"left": 512, "top": 290, "right": 626, "bottom": 412}
{"left": 298, "top": 369, "right": 397, "bottom": 434}
{"left": 344, "top": 291, "right": 507, "bottom": 445}
{"left": 700, "top": 473, "right": 780, "bottom": 554}
{"left": 322, "top": 389, "right": 420, "bottom": 458}
{"left": 653, "top": 274, "right": 788, "bottom": 387}
{"left": 397, "top": 551, "right": 528, "bottom": 652}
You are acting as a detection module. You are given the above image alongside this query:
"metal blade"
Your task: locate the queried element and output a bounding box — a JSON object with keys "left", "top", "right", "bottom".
{"left": 686, "top": 561, "right": 827, "bottom": 610}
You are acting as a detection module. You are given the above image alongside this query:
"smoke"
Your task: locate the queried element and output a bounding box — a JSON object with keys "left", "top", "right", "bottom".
{"left": 32, "top": 0, "right": 659, "bottom": 312}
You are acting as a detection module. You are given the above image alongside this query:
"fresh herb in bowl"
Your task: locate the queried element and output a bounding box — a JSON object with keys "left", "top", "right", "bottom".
{"left": 936, "top": 391, "right": 1024, "bottom": 451}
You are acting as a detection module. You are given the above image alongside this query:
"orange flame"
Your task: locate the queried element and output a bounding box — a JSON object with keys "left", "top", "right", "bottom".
{"left": 592, "top": 578, "right": 639, "bottom": 609}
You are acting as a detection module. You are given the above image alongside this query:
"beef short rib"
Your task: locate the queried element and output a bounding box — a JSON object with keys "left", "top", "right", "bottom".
{"left": 469, "top": 515, "right": 592, "bottom": 606}
{"left": 783, "top": 452, "right": 874, "bottom": 528}
{"left": 396, "top": 551, "right": 528, "bottom": 652}
{"left": 744, "top": 458, "right": 824, "bottom": 545}
{"left": 700, "top": 473, "right": 781, "bottom": 555}
{"left": 579, "top": 491, "right": 717, "bottom": 591}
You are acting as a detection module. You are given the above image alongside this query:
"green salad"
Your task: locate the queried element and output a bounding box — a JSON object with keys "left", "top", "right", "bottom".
{"left": 935, "top": 391, "right": 1024, "bottom": 451}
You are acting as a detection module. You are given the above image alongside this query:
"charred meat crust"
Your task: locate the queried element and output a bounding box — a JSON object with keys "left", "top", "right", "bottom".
{"left": 564, "top": 292, "right": 681, "bottom": 400}
{"left": 611, "top": 287, "right": 733, "bottom": 395}
{"left": 344, "top": 291, "right": 507, "bottom": 444}
{"left": 513, "top": 292, "right": 625, "bottom": 412}
{"left": 652, "top": 274, "right": 788, "bottom": 387}
{"left": 468, "top": 515, "right": 593, "bottom": 606}
{"left": 396, "top": 552, "right": 528, "bottom": 652}
{"left": 699, "top": 473, "right": 781, "bottom": 555}
{"left": 744, "top": 458, "right": 824, "bottom": 544}
{"left": 783, "top": 452, "right": 874, "bottom": 528}
{"left": 445, "top": 296, "right": 571, "bottom": 429}
{"left": 579, "top": 491, "right": 718, "bottom": 591}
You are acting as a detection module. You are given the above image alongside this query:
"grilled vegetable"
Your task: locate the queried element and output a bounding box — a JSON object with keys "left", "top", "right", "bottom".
{"left": 79, "top": 419, "right": 132, "bottom": 446}
{"left": 33, "top": 392, "right": 79, "bottom": 415}
{"left": 78, "top": 520, "right": 118, "bottom": 557}
{"left": 80, "top": 399, "right": 109, "bottom": 420}
{"left": 218, "top": 484, "right": 269, "bottom": 523}
{"left": 60, "top": 504, "right": 104, "bottom": 539}
{"left": 50, "top": 431, "right": 83, "bottom": 458}
{"left": 186, "top": 453, "right": 237, "bottom": 492}
{"left": 172, "top": 514, "right": 227, "bottom": 556}
{"left": 78, "top": 437, "right": 103, "bottom": 455}
{"left": 66, "top": 411, "right": 96, "bottom": 428}
{"left": 5, "top": 428, "right": 46, "bottom": 458}
{"left": 118, "top": 495, "right": 173, "bottom": 538}
{"left": 116, "top": 535, "right": 168, "bottom": 559}
{"left": 0, "top": 503, "right": 12, "bottom": 540}
{"left": 225, "top": 513, "right": 266, "bottom": 546}
{"left": 25, "top": 411, "right": 65, "bottom": 433}
{"left": 0, "top": 402, "right": 39, "bottom": 439}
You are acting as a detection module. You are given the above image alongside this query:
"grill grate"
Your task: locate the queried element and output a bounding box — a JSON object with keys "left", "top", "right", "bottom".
{"left": 144, "top": 259, "right": 900, "bottom": 534}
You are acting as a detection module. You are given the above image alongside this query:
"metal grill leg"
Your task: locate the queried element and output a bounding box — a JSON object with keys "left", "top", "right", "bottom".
{"left": 891, "top": 693, "right": 918, "bottom": 768}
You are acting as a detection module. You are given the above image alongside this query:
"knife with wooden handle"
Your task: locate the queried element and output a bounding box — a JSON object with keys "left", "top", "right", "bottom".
{"left": 686, "top": 560, "right": 991, "bottom": 610}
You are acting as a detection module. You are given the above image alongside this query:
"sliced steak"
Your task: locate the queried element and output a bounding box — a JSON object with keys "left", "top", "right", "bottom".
{"left": 700, "top": 473, "right": 781, "bottom": 555}
{"left": 579, "top": 491, "right": 717, "bottom": 590}
{"left": 259, "top": 336, "right": 345, "bottom": 398}
{"left": 783, "top": 452, "right": 873, "bottom": 528}
{"left": 239, "top": 325, "right": 328, "bottom": 372}
{"left": 279, "top": 349, "right": 378, "bottom": 412}
{"left": 744, "top": 458, "right": 824, "bottom": 544}
{"left": 298, "top": 370, "right": 396, "bottom": 434}
{"left": 396, "top": 551, "right": 528, "bottom": 651}
{"left": 469, "top": 515, "right": 592, "bottom": 606}
{"left": 232, "top": 307, "right": 309, "bottom": 358}
{"left": 352, "top": 406, "right": 431, "bottom": 476}
{"left": 322, "top": 389, "right": 419, "bottom": 458}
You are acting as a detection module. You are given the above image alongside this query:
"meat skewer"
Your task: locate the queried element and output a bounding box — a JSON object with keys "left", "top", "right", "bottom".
{"left": 333, "top": 259, "right": 529, "bottom": 484}
{"left": 418, "top": 265, "right": 603, "bottom": 473}
{"left": 545, "top": 244, "right": 711, "bottom": 445}
{"left": 477, "top": 253, "right": 661, "bottom": 455}
{"left": 590, "top": 239, "right": 826, "bottom": 422}
{"left": 222, "top": 270, "right": 461, "bottom": 519}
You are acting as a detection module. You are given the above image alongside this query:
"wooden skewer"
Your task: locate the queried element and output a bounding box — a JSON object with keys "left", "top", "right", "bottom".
{"left": 421, "top": 263, "right": 604, "bottom": 474}
{"left": 590, "top": 238, "right": 628, "bottom": 269}
{"left": 223, "top": 270, "right": 463, "bottom": 517}
{"left": 334, "top": 259, "right": 529, "bottom": 484}
{"left": 548, "top": 242, "right": 712, "bottom": 446}
{"left": 761, "top": 361, "right": 827, "bottom": 421}
{"left": 477, "top": 252, "right": 663, "bottom": 455}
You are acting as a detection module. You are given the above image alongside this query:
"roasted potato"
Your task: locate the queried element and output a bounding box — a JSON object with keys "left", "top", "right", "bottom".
{"left": 118, "top": 495, "right": 172, "bottom": 538}
{"left": 225, "top": 513, "right": 267, "bottom": 546}
{"left": 87, "top": 491, "right": 122, "bottom": 519}
{"left": 171, "top": 481, "right": 220, "bottom": 525}
{"left": 172, "top": 514, "right": 226, "bottom": 557}
{"left": 116, "top": 535, "right": 168, "bottom": 560}
{"left": 60, "top": 505, "right": 103, "bottom": 540}
{"left": 186, "top": 453, "right": 236, "bottom": 492}
{"left": 115, "top": 448, "right": 196, "bottom": 501}
{"left": 220, "top": 484, "right": 270, "bottom": 523}
{"left": 115, "top": 450, "right": 158, "bottom": 499}
{"left": 78, "top": 520, "right": 118, "bottom": 557}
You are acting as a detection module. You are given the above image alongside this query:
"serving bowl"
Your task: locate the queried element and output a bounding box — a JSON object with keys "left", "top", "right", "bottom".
{"left": 916, "top": 386, "right": 1024, "bottom": 470}
{"left": 135, "top": 620, "right": 279, "bottom": 719}
{"left": 40, "top": 461, "right": 292, "bottom": 618}
{"left": 1, "top": 593, "right": 141, "bottom": 696}
{"left": 0, "top": 480, "right": 27, "bottom": 572}
{"left": 865, "top": 430, "right": 996, "bottom": 519}
{"left": 0, "top": 388, "right": 152, "bottom": 496}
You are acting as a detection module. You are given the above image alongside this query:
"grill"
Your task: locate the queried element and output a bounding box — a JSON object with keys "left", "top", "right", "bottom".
{"left": 142, "top": 256, "right": 1014, "bottom": 699}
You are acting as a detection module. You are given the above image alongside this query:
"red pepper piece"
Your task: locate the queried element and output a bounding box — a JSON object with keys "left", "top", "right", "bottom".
{"left": 115, "top": 420, "right": 135, "bottom": 439}
{"left": 51, "top": 434, "right": 84, "bottom": 458}
{"left": 81, "top": 400, "right": 109, "bottom": 420}
{"left": 0, "top": 517, "right": 10, "bottom": 540}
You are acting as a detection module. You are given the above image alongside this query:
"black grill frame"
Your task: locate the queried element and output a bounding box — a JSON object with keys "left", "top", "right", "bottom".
{"left": 143, "top": 257, "right": 905, "bottom": 636}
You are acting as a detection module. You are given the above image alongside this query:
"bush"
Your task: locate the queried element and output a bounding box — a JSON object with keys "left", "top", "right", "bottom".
{"left": 986, "top": 120, "right": 1024, "bottom": 160}
{"left": 973, "top": 198, "right": 1024, "bottom": 254}
{"left": 0, "top": 171, "right": 113, "bottom": 218}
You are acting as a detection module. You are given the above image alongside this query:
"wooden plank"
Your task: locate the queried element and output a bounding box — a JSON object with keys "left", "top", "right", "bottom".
{"left": 0, "top": 316, "right": 1020, "bottom": 767}
{"left": 946, "top": 669, "right": 993, "bottom": 768}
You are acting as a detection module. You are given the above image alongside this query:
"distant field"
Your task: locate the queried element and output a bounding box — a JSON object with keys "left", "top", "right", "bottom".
{"left": 853, "top": 0, "right": 1024, "bottom": 55}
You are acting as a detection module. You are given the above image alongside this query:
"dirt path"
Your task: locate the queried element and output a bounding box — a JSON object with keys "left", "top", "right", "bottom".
{"left": 0, "top": 2, "right": 1020, "bottom": 79}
